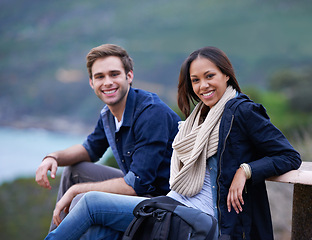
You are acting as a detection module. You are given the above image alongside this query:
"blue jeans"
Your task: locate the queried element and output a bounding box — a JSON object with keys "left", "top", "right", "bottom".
{"left": 45, "top": 192, "right": 147, "bottom": 240}
{"left": 50, "top": 162, "right": 125, "bottom": 232}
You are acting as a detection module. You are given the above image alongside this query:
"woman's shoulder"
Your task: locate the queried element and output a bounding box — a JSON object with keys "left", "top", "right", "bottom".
{"left": 226, "top": 93, "right": 269, "bottom": 120}
{"left": 226, "top": 93, "right": 254, "bottom": 111}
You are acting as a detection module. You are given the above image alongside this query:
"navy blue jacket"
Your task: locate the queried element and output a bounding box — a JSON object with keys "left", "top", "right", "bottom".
{"left": 217, "top": 93, "right": 301, "bottom": 240}
{"left": 83, "top": 88, "right": 180, "bottom": 196}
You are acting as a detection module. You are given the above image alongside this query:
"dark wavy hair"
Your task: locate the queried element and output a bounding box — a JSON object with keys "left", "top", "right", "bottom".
{"left": 177, "top": 46, "right": 241, "bottom": 117}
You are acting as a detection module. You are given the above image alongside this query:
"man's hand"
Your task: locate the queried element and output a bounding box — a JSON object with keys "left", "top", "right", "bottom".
{"left": 53, "top": 186, "right": 77, "bottom": 226}
{"left": 52, "top": 178, "right": 137, "bottom": 226}
{"left": 35, "top": 157, "right": 58, "bottom": 189}
{"left": 227, "top": 167, "right": 247, "bottom": 214}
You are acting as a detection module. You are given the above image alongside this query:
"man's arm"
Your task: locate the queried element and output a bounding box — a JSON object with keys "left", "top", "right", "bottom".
{"left": 52, "top": 177, "right": 136, "bottom": 226}
{"left": 35, "top": 144, "right": 91, "bottom": 189}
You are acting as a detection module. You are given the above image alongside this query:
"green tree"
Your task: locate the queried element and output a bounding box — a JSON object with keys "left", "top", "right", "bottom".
{"left": 269, "top": 67, "right": 312, "bottom": 113}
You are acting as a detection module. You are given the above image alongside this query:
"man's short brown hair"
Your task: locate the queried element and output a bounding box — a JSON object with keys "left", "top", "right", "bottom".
{"left": 86, "top": 44, "right": 134, "bottom": 79}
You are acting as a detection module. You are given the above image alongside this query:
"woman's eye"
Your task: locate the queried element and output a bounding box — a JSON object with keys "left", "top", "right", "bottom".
{"left": 206, "top": 74, "right": 215, "bottom": 79}
{"left": 191, "top": 78, "right": 199, "bottom": 83}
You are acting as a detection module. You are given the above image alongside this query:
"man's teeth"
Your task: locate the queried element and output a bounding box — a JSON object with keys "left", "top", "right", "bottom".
{"left": 104, "top": 89, "right": 116, "bottom": 94}
{"left": 203, "top": 92, "right": 213, "bottom": 97}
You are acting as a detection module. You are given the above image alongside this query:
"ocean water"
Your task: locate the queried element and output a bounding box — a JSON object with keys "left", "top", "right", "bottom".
{"left": 0, "top": 127, "right": 109, "bottom": 184}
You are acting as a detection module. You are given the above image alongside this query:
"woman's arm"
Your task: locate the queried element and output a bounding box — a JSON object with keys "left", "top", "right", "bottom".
{"left": 227, "top": 101, "right": 301, "bottom": 213}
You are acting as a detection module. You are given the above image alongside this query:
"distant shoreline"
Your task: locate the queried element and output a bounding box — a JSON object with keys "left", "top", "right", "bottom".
{"left": 0, "top": 116, "right": 94, "bottom": 135}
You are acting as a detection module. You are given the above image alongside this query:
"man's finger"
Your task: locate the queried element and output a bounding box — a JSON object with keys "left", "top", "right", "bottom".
{"left": 50, "top": 163, "right": 57, "bottom": 179}
{"left": 38, "top": 174, "right": 51, "bottom": 189}
{"left": 42, "top": 174, "right": 51, "bottom": 189}
{"left": 36, "top": 165, "right": 52, "bottom": 189}
{"left": 53, "top": 208, "right": 61, "bottom": 226}
{"left": 53, "top": 215, "right": 60, "bottom": 227}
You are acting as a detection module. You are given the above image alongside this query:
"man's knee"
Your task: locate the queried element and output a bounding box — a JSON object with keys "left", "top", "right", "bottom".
{"left": 70, "top": 192, "right": 101, "bottom": 212}
{"left": 69, "top": 193, "right": 85, "bottom": 212}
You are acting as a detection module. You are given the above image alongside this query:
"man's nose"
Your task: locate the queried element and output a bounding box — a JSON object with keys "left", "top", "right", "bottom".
{"left": 103, "top": 77, "right": 113, "bottom": 86}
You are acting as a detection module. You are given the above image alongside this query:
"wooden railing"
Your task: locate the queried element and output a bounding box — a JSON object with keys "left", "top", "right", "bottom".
{"left": 267, "top": 161, "right": 312, "bottom": 240}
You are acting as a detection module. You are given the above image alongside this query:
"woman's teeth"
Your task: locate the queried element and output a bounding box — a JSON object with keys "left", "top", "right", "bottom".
{"left": 203, "top": 91, "right": 213, "bottom": 97}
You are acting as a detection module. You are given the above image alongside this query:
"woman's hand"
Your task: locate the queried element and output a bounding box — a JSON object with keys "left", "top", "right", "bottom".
{"left": 227, "top": 167, "right": 247, "bottom": 214}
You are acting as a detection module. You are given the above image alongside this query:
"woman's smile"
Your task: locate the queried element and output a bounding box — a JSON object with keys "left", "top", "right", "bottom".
{"left": 190, "top": 57, "right": 229, "bottom": 108}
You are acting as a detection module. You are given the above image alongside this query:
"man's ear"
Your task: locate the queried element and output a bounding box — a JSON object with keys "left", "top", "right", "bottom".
{"left": 89, "top": 78, "right": 94, "bottom": 89}
{"left": 126, "top": 70, "right": 134, "bottom": 85}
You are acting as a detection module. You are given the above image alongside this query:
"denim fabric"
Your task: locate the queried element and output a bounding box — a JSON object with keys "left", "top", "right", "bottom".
{"left": 83, "top": 88, "right": 180, "bottom": 196}
{"left": 45, "top": 192, "right": 147, "bottom": 240}
{"left": 207, "top": 155, "right": 218, "bottom": 221}
{"left": 49, "top": 162, "right": 125, "bottom": 232}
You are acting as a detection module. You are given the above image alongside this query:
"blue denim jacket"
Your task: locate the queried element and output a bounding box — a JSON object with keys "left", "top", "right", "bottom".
{"left": 83, "top": 87, "right": 180, "bottom": 196}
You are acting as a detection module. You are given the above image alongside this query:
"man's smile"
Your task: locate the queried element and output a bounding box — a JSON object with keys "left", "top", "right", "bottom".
{"left": 103, "top": 89, "right": 117, "bottom": 95}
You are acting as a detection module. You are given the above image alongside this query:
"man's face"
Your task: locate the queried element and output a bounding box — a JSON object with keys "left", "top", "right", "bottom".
{"left": 89, "top": 56, "right": 133, "bottom": 108}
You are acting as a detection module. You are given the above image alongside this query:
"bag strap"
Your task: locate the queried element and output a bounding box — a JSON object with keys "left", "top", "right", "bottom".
{"left": 122, "top": 216, "right": 146, "bottom": 240}
{"left": 123, "top": 196, "right": 181, "bottom": 240}
{"left": 205, "top": 218, "right": 218, "bottom": 240}
{"left": 123, "top": 205, "right": 173, "bottom": 240}
{"left": 133, "top": 196, "right": 183, "bottom": 217}
{"left": 151, "top": 210, "right": 172, "bottom": 240}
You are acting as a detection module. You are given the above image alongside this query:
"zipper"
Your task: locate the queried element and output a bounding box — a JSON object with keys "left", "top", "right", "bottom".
{"left": 217, "top": 115, "right": 234, "bottom": 236}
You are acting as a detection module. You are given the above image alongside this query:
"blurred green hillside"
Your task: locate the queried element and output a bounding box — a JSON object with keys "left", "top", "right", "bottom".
{"left": 0, "top": 177, "right": 60, "bottom": 240}
{"left": 1, "top": 0, "right": 312, "bottom": 127}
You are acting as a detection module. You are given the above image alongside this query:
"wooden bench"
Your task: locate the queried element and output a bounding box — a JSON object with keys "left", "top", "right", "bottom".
{"left": 267, "top": 161, "right": 312, "bottom": 240}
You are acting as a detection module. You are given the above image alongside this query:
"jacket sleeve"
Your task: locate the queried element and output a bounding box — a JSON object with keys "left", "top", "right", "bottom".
{"left": 237, "top": 102, "right": 301, "bottom": 184}
{"left": 125, "top": 104, "right": 179, "bottom": 196}
{"left": 82, "top": 116, "right": 110, "bottom": 162}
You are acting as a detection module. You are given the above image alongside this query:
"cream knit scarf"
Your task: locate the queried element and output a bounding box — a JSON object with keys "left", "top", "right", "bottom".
{"left": 170, "top": 86, "right": 237, "bottom": 197}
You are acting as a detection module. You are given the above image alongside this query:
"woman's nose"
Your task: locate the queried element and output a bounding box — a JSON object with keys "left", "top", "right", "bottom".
{"left": 200, "top": 80, "right": 209, "bottom": 89}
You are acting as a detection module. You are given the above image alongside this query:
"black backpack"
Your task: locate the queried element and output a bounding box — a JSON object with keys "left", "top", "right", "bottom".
{"left": 122, "top": 196, "right": 217, "bottom": 240}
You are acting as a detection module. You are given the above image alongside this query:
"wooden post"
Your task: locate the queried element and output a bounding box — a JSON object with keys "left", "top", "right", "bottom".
{"left": 267, "top": 162, "right": 312, "bottom": 240}
{"left": 292, "top": 184, "right": 312, "bottom": 239}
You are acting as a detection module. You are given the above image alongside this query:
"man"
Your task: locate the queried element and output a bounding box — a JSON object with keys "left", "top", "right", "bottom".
{"left": 35, "top": 44, "right": 180, "bottom": 232}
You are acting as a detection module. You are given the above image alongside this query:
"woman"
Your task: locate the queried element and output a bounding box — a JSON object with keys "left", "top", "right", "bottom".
{"left": 45, "top": 47, "right": 301, "bottom": 240}
{"left": 170, "top": 46, "right": 301, "bottom": 239}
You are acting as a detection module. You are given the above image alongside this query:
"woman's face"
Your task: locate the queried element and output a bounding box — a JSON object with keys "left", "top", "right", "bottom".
{"left": 190, "top": 57, "right": 229, "bottom": 108}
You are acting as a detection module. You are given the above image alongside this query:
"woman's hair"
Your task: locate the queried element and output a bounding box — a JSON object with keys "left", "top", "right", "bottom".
{"left": 177, "top": 46, "right": 241, "bottom": 117}
{"left": 86, "top": 44, "right": 134, "bottom": 79}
